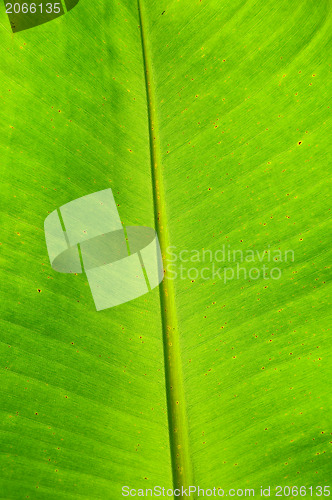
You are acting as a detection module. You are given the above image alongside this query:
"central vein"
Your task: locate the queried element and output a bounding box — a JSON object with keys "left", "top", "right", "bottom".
{"left": 137, "top": 1, "right": 194, "bottom": 497}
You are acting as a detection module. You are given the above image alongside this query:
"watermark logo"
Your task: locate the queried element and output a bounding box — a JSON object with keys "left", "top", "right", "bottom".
{"left": 44, "top": 189, "right": 164, "bottom": 311}
{"left": 4, "top": 0, "right": 80, "bottom": 33}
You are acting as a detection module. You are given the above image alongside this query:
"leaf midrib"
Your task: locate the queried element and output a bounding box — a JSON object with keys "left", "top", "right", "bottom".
{"left": 137, "top": 1, "right": 194, "bottom": 497}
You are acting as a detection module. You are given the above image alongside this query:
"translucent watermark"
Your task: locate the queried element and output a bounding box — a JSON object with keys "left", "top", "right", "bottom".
{"left": 44, "top": 189, "right": 295, "bottom": 310}
{"left": 44, "top": 189, "right": 163, "bottom": 311}
{"left": 121, "top": 485, "right": 330, "bottom": 497}
{"left": 122, "top": 485, "right": 256, "bottom": 497}
{"left": 4, "top": 0, "right": 80, "bottom": 33}
{"left": 164, "top": 245, "right": 295, "bottom": 283}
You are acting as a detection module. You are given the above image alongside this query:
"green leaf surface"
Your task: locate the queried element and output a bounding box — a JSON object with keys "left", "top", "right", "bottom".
{"left": 0, "top": 0, "right": 331, "bottom": 498}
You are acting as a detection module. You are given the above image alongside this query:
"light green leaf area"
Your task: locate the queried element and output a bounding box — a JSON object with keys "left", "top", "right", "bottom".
{"left": 0, "top": 0, "right": 331, "bottom": 498}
